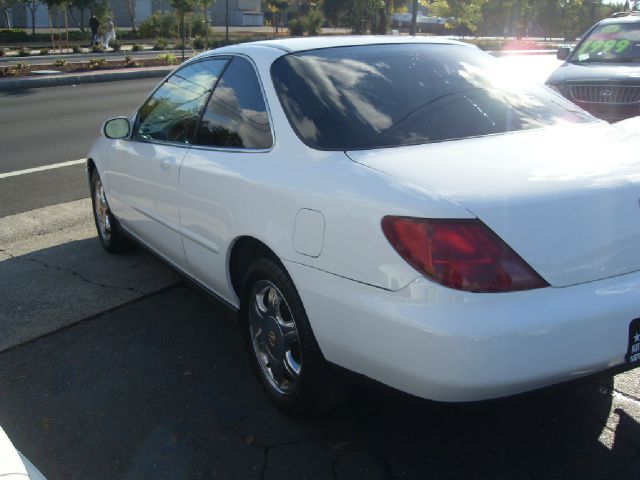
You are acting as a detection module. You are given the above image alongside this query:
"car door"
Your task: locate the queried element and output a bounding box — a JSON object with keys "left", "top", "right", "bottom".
{"left": 178, "top": 56, "right": 274, "bottom": 303}
{"left": 104, "top": 58, "right": 228, "bottom": 267}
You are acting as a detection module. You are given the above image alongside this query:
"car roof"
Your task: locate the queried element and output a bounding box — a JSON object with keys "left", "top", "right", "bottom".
{"left": 598, "top": 13, "right": 640, "bottom": 25}
{"left": 210, "top": 35, "right": 470, "bottom": 54}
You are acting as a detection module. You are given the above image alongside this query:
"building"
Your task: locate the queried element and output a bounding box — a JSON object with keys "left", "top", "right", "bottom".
{"left": 211, "top": 0, "right": 263, "bottom": 27}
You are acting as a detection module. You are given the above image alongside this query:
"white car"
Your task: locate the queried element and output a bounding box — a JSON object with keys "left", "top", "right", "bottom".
{"left": 0, "top": 426, "right": 46, "bottom": 479}
{"left": 88, "top": 36, "right": 640, "bottom": 414}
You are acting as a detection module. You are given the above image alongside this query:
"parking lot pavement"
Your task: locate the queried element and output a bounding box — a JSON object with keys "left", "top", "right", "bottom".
{"left": 1, "top": 279, "right": 640, "bottom": 478}
{"left": 2, "top": 200, "right": 640, "bottom": 479}
{"left": 0, "top": 199, "right": 182, "bottom": 352}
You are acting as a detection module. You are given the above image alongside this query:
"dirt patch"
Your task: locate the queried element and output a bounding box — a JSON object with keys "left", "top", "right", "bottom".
{"left": 0, "top": 56, "right": 188, "bottom": 78}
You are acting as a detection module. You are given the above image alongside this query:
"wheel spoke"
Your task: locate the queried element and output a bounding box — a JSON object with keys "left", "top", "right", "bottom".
{"left": 250, "top": 296, "right": 267, "bottom": 344}
{"left": 269, "top": 355, "right": 286, "bottom": 386}
{"left": 266, "top": 287, "right": 282, "bottom": 317}
{"left": 283, "top": 351, "right": 301, "bottom": 382}
{"left": 282, "top": 328, "right": 298, "bottom": 351}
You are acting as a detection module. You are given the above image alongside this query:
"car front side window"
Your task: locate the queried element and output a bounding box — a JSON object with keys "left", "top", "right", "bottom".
{"left": 134, "top": 59, "right": 228, "bottom": 144}
{"left": 194, "top": 56, "right": 273, "bottom": 150}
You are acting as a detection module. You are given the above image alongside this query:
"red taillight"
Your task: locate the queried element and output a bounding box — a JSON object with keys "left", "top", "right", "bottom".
{"left": 381, "top": 216, "right": 548, "bottom": 293}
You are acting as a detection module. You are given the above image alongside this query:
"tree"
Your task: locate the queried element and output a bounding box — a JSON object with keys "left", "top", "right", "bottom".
{"left": 17, "top": 0, "right": 43, "bottom": 33}
{"left": 170, "top": 0, "right": 194, "bottom": 59}
{"left": 196, "top": 0, "right": 213, "bottom": 45}
{"left": 267, "top": 0, "right": 288, "bottom": 33}
{"left": 322, "top": 0, "right": 343, "bottom": 26}
{"left": 68, "top": 0, "right": 92, "bottom": 32}
{"left": 428, "top": 0, "right": 488, "bottom": 34}
{"left": 0, "top": 0, "right": 14, "bottom": 28}
{"left": 127, "top": 0, "right": 136, "bottom": 33}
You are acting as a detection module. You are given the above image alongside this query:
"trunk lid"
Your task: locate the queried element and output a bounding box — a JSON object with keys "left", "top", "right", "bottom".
{"left": 348, "top": 123, "right": 640, "bottom": 287}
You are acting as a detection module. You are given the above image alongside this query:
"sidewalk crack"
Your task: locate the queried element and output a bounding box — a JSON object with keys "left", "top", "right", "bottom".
{"left": 20, "top": 254, "right": 146, "bottom": 295}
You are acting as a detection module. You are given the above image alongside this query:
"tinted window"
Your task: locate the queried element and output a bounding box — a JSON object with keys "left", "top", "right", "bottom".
{"left": 135, "top": 59, "right": 227, "bottom": 143}
{"left": 194, "top": 57, "right": 273, "bottom": 149}
{"left": 271, "top": 44, "right": 593, "bottom": 151}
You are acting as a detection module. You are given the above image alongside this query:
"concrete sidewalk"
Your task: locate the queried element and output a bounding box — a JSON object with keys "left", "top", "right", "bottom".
{"left": 0, "top": 198, "right": 181, "bottom": 353}
{"left": 0, "top": 65, "right": 174, "bottom": 91}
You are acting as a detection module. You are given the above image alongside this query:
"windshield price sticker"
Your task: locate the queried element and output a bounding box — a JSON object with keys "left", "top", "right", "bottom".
{"left": 578, "top": 39, "right": 632, "bottom": 55}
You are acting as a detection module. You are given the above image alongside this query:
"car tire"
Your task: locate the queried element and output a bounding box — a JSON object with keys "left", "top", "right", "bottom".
{"left": 90, "top": 170, "right": 132, "bottom": 253}
{"left": 240, "top": 257, "right": 348, "bottom": 416}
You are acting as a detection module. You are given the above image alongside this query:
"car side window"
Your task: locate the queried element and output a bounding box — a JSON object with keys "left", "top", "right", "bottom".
{"left": 134, "top": 59, "right": 228, "bottom": 144}
{"left": 194, "top": 57, "right": 273, "bottom": 149}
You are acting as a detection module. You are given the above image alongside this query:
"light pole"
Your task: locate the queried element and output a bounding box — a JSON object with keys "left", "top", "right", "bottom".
{"left": 181, "top": 10, "right": 185, "bottom": 61}
{"left": 225, "top": 0, "right": 229, "bottom": 44}
{"left": 410, "top": 0, "right": 418, "bottom": 36}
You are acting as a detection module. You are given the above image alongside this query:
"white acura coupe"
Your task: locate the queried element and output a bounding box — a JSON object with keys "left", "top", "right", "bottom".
{"left": 88, "top": 36, "right": 640, "bottom": 414}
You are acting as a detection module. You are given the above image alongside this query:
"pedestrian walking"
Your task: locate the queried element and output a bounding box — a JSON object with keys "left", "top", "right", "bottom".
{"left": 103, "top": 18, "right": 116, "bottom": 49}
{"left": 89, "top": 13, "right": 100, "bottom": 46}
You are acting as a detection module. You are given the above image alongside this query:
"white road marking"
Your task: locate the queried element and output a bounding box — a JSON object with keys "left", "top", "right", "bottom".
{"left": 0, "top": 159, "right": 86, "bottom": 180}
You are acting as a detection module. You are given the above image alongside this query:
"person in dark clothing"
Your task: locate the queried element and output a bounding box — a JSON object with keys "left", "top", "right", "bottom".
{"left": 89, "top": 14, "right": 100, "bottom": 46}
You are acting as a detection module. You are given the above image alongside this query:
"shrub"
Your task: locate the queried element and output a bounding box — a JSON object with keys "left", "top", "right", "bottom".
{"left": 288, "top": 18, "right": 304, "bottom": 36}
{"left": 11, "top": 62, "right": 31, "bottom": 75}
{"left": 153, "top": 37, "right": 168, "bottom": 50}
{"left": 91, "top": 44, "right": 104, "bottom": 53}
{"left": 17, "top": 46, "right": 32, "bottom": 57}
{"left": 0, "top": 47, "right": 5, "bottom": 57}
{"left": 139, "top": 11, "right": 177, "bottom": 38}
{"left": 191, "top": 37, "right": 205, "bottom": 50}
{"left": 131, "top": 43, "right": 144, "bottom": 52}
{"left": 124, "top": 54, "right": 140, "bottom": 67}
{"left": 110, "top": 41, "right": 122, "bottom": 51}
{"left": 54, "top": 59, "right": 67, "bottom": 67}
{"left": 304, "top": 10, "right": 324, "bottom": 36}
{"left": 39, "top": 47, "right": 49, "bottom": 55}
{"left": 0, "top": 28, "right": 29, "bottom": 43}
{"left": 191, "top": 36, "right": 205, "bottom": 50}
{"left": 72, "top": 45, "right": 82, "bottom": 53}
{"left": 206, "top": 39, "right": 225, "bottom": 49}
{"left": 190, "top": 14, "right": 209, "bottom": 38}
{"left": 158, "top": 52, "right": 178, "bottom": 65}
{"left": 88, "top": 58, "right": 107, "bottom": 69}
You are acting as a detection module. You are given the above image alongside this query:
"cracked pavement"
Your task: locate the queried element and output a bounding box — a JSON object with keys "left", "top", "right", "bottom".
{"left": 0, "top": 199, "right": 182, "bottom": 353}
{"left": 1, "top": 200, "right": 640, "bottom": 479}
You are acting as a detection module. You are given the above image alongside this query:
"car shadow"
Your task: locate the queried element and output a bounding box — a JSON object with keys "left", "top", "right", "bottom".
{"left": 0, "top": 240, "right": 638, "bottom": 480}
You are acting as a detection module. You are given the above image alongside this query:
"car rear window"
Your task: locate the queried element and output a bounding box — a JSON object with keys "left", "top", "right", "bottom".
{"left": 271, "top": 43, "right": 593, "bottom": 151}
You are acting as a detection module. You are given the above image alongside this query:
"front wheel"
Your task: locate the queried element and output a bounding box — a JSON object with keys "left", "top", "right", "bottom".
{"left": 90, "top": 170, "right": 132, "bottom": 253}
{"left": 240, "top": 258, "right": 347, "bottom": 416}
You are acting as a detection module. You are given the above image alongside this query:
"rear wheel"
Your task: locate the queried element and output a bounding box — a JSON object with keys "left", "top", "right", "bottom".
{"left": 90, "top": 170, "right": 132, "bottom": 253}
{"left": 240, "top": 257, "right": 347, "bottom": 416}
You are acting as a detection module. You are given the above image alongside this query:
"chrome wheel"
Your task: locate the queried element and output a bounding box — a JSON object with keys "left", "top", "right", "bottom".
{"left": 93, "top": 177, "right": 112, "bottom": 242}
{"left": 249, "top": 280, "right": 302, "bottom": 395}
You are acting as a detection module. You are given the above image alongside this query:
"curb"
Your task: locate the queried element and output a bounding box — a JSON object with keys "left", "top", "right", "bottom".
{"left": 0, "top": 66, "right": 174, "bottom": 92}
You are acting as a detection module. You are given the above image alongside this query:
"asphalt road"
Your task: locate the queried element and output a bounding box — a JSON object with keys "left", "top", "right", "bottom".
{"left": 0, "top": 78, "right": 158, "bottom": 217}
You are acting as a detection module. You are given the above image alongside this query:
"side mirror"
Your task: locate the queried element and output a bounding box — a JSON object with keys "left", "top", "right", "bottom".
{"left": 103, "top": 117, "right": 131, "bottom": 139}
{"left": 557, "top": 47, "right": 571, "bottom": 61}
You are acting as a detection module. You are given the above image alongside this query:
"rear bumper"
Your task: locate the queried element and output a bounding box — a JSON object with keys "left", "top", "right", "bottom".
{"left": 285, "top": 260, "right": 640, "bottom": 402}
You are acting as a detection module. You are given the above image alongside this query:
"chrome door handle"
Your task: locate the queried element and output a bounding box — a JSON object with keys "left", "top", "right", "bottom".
{"left": 160, "top": 157, "right": 176, "bottom": 171}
